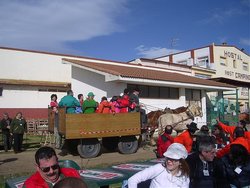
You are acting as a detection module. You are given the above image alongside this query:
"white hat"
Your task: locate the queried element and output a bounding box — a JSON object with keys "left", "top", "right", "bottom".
{"left": 163, "top": 143, "right": 188, "bottom": 159}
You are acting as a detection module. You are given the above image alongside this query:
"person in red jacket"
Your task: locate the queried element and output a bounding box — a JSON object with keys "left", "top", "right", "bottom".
{"left": 23, "top": 146, "right": 80, "bottom": 188}
{"left": 98, "top": 96, "right": 115, "bottom": 114}
{"left": 118, "top": 88, "right": 130, "bottom": 113}
{"left": 216, "top": 118, "right": 250, "bottom": 141}
{"left": 217, "top": 127, "right": 250, "bottom": 158}
{"left": 156, "top": 125, "right": 174, "bottom": 158}
{"left": 174, "top": 122, "right": 199, "bottom": 153}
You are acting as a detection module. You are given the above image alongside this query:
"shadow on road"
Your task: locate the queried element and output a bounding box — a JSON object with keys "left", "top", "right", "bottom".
{"left": 0, "top": 158, "right": 18, "bottom": 165}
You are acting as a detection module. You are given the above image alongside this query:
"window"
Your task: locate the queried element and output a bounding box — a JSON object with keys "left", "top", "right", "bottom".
{"left": 185, "top": 89, "right": 201, "bottom": 106}
{"left": 233, "top": 60, "right": 237, "bottom": 68}
{"left": 220, "top": 56, "right": 227, "bottom": 66}
{"left": 197, "top": 56, "right": 209, "bottom": 67}
{"left": 0, "top": 87, "right": 2, "bottom": 96}
{"left": 127, "top": 84, "right": 179, "bottom": 99}
{"left": 243, "top": 62, "right": 249, "bottom": 71}
{"left": 195, "top": 73, "right": 212, "bottom": 79}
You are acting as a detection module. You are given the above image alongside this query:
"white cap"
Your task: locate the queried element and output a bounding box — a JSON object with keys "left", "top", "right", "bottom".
{"left": 163, "top": 143, "right": 188, "bottom": 159}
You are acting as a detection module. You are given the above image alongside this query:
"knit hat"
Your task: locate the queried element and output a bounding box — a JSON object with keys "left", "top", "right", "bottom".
{"left": 87, "top": 92, "right": 95, "bottom": 97}
{"left": 163, "top": 143, "right": 188, "bottom": 159}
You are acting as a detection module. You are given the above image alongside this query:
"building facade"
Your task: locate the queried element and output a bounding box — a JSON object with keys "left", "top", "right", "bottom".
{"left": 154, "top": 43, "right": 250, "bottom": 123}
{"left": 0, "top": 46, "right": 236, "bottom": 128}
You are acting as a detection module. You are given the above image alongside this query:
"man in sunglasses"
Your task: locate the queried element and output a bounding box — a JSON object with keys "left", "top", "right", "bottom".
{"left": 23, "top": 146, "right": 80, "bottom": 188}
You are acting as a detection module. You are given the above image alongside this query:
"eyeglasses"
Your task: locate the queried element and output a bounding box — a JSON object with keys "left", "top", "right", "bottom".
{"left": 205, "top": 150, "right": 216, "bottom": 155}
{"left": 166, "top": 158, "right": 179, "bottom": 163}
{"left": 39, "top": 164, "right": 59, "bottom": 173}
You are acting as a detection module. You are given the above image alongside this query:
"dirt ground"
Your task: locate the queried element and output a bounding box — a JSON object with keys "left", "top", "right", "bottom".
{"left": 0, "top": 145, "right": 156, "bottom": 176}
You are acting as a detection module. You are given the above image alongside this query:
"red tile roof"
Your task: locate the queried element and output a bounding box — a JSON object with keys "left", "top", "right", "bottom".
{"left": 63, "top": 58, "right": 236, "bottom": 89}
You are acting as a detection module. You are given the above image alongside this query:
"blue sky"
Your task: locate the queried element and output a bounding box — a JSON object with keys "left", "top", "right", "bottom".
{"left": 0, "top": 0, "right": 249, "bottom": 62}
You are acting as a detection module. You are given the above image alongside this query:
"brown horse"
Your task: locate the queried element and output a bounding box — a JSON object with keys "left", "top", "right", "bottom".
{"left": 158, "top": 103, "right": 203, "bottom": 134}
{"left": 147, "top": 106, "right": 188, "bottom": 130}
{"left": 146, "top": 106, "right": 189, "bottom": 145}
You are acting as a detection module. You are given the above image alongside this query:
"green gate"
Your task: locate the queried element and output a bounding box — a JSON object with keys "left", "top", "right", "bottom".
{"left": 206, "top": 89, "right": 239, "bottom": 127}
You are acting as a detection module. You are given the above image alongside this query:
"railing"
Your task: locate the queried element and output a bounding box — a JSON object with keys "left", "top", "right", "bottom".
{"left": 26, "top": 119, "right": 48, "bottom": 135}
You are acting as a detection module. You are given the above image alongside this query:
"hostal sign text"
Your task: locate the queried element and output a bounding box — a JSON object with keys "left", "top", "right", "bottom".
{"left": 224, "top": 51, "right": 249, "bottom": 81}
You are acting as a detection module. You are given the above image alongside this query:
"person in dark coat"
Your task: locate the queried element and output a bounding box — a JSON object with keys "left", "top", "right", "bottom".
{"left": 0, "top": 112, "right": 12, "bottom": 152}
{"left": 222, "top": 144, "right": 250, "bottom": 188}
{"left": 186, "top": 138, "right": 230, "bottom": 188}
{"left": 10, "top": 112, "right": 27, "bottom": 153}
{"left": 129, "top": 88, "right": 147, "bottom": 129}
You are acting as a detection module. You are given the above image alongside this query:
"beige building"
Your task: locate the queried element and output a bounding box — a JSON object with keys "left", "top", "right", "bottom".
{"left": 154, "top": 43, "right": 250, "bottom": 123}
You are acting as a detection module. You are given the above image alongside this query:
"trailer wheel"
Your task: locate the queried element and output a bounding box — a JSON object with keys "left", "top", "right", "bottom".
{"left": 77, "top": 138, "right": 101, "bottom": 158}
{"left": 118, "top": 136, "right": 138, "bottom": 154}
{"left": 102, "top": 137, "right": 119, "bottom": 151}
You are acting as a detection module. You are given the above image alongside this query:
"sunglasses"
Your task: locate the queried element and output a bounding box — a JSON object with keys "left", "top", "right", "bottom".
{"left": 166, "top": 157, "right": 179, "bottom": 163}
{"left": 39, "top": 164, "right": 59, "bottom": 173}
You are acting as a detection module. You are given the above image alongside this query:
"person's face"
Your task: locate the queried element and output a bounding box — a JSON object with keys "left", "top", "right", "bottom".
{"left": 212, "top": 128, "right": 220, "bottom": 136}
{"left": 238, "top": 122, "right": 244, "bottom": 128}
{"left": 3, "top": 114, "right": 8, "bottom": 120}
{"left": 52, "top": 96, "right": 57, "bottom": 101}
{"left": 201, "top": 148, "right": 216, "bottom": 162}
{"left": 165, "top": 158, "right": 180, "bottom": 172}
{"left": 37, "top": 155, "right": 60, "bottom": 183}
{"left": 16, "top": 113, "right": 22, "bottom": 119}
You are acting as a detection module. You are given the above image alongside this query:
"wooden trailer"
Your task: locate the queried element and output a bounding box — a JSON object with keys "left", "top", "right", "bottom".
{"left": 48, "top": 108, "right": 141, "bottom": 158}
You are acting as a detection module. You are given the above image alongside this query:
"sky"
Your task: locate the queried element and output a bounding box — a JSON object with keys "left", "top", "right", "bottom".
{"left": 0, "top": 0, "right": 250, "bottom": 62}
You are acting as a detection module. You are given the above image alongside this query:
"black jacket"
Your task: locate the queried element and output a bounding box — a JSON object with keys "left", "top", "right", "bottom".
{"left": 222, "top": 154, "right": 250, "bottom": 188}
{"left": 0, "top": 118, "right": 12, "bottom": 134}
{"left": 186, "top": 152, "right": 230, "bottom": 188}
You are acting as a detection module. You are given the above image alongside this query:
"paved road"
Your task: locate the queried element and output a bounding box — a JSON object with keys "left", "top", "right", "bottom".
{"left": 0, "top": 146, "right": 156, "bottom": 176}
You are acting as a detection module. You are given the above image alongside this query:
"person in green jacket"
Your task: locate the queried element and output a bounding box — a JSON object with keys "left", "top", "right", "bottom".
{"left": 59, "top": 90, "right": 80, "bottom": 114}
{"left": 82, "top": 92, "right": 98, "bottom": 114}
{"left": 10, "top": 112, "right": 27, "bottom": 153}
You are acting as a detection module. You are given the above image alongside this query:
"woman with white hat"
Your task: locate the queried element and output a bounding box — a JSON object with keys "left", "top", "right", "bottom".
{"left": 127, "top": 143, "right": 190, "bottom": 188}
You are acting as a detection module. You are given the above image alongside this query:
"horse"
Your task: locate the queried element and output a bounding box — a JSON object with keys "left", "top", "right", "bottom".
{"left": 157, "top": 103, "right": 203, "bottom": 135}
{"left": 146, "top": 105, "right": 191, "bottom": 145}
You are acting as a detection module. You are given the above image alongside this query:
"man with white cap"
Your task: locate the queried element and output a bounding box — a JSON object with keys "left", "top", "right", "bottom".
{"left": 128, "top": 143, "right": 190, "bottom": 188}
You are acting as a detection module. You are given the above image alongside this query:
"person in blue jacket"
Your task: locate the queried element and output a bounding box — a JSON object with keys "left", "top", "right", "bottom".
{"left": 59, "top": 90, "right": 80, "bottom": 113}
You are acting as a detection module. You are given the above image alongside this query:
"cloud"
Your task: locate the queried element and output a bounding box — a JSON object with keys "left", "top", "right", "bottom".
{"left": 135, "top": 45, "right": 181, "bottom": 58}
{"left": 241, "top": 0, "right": 250, "bottom": 8}
{"left": 0, "top": 0, "right": 128, "bottom": 52}
{"left": 240, "top": 38, "right": 250, "bottom": 46}
{"left": 199, "top": 7, "right": 247, "bottom": 25}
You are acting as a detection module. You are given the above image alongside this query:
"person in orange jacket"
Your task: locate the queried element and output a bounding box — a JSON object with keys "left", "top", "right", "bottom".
{"left": 216, "top": 118, "right": 250, "bottom": 141}
{"left": 216, "top": 127, "right": 250, "bottom": 158}
{"left": 174, "top": 122, "right": 199, "bottom": 153}
{"left": 98, "top": 96, "right": 115, "bottom": 114}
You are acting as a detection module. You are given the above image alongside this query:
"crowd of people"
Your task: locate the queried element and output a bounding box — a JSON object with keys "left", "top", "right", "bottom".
{"left": 50, "top": 88, "right": 145, "bottom": 115}
{"left": 0, "top": 112, "right": 27, "bottom": 153}
{"left": 151, "top": 120, "right": 250, "bottom": 188}
{"left": 1, "top": 88, "right": 250, "bottom": 187}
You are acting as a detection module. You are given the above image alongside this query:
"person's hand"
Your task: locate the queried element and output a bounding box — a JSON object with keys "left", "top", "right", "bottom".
{"left": 7, "top": 125, "right": 10, "bottom": 129}
{"left": 216, "top": 118, "right": 220, "bottom": 122}
{"left": 10, "top": 133, "right": 13, "bottom": 136}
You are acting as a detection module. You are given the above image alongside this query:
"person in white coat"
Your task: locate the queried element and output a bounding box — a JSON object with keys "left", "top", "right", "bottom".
{"left": 128, "top": 143, "right": 190, "bottom": 188}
